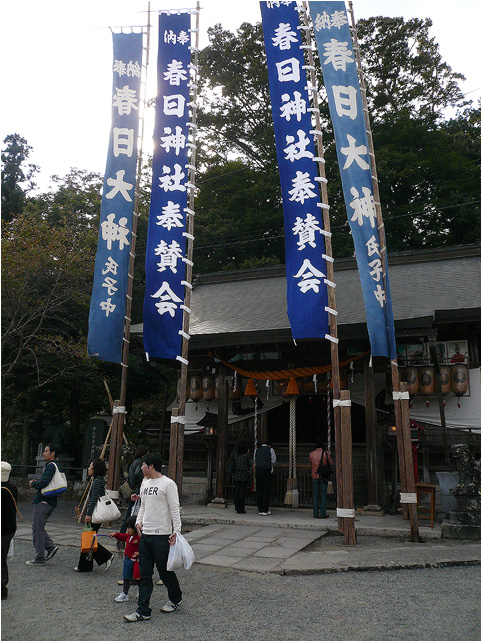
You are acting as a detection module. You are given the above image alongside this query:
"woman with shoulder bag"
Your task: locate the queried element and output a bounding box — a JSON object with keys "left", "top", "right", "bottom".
{"left": 309, "top": 442, "right": 333, "bottom": 519}
{"left": 75, "top": 459, "right": 114, "bottom": 572}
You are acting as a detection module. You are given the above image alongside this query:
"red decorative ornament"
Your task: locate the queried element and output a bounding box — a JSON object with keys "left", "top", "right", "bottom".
{"left": 244, "top": 378, "right": 257, "bottom": 398}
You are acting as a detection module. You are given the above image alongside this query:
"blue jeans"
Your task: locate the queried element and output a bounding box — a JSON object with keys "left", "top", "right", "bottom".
{"left": 123, "top": 557, "right": 135, "bottom": 580}
{"left": 137, "top": 534, "right": 182, "bottom": 617}
{"left": 312, "top": 479, "right": 328, "bottom": 518}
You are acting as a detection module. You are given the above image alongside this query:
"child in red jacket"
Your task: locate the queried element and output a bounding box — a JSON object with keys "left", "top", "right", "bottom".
{"left": 109, "top": 516, "right": 140, "bottom": 602}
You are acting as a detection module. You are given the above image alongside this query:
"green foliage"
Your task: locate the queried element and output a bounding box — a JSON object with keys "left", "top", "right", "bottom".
{"left": 1, "top": 134, "right": 40, "bottom": 222}
{"left": 194, "top": 17, "right": 480, "bottom": 264}
{"left": 374, "top": 107, "right": 481, "bottom": 250}
{"left": 198, "top": 22, "right": 276, "bottom": 169}
{"left": 194, "top": 160, "right": 284, "bottom": 272}
{"left": 355, "top": 16, "right": 468, "bottom": 123}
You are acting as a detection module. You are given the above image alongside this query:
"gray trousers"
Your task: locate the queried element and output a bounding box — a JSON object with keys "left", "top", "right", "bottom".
{"left": 32, "top": 502, "right": 55, "bottom": 562}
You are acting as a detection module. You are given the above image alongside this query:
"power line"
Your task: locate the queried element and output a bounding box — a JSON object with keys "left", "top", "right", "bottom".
{"left": 192, "top": 198, "right": 480, "bottom": 250}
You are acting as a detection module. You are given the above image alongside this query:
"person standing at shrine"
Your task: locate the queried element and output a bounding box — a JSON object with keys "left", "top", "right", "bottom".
{"left": 254, "top": 441, "right": 276, "bottom": 516}
{"left": 309, "top": 442, "right": 333, "bottom": 519}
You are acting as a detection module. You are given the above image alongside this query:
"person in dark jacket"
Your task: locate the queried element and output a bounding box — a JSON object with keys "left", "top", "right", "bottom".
{"left": 26, "top": 444, "right": 61, "bottom": 566}
{"left": 228, "top": 443, "right": 252, "bottom": 514}
{"left": 2, "top": 462, "right": 18, "bottom": 599}
{"left": 120, "top": 445, "right": 150, "bottom": 533}
{"left": 75, "top": 458, "right": 114, "bottom": 572}
{"left": 254, "top": 441, "right": 276, "bottom": 516}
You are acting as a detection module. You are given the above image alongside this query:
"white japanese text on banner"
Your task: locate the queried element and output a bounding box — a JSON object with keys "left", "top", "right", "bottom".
{"left": 309, "top": 1, "right": 396, "bottom": 359}
{"left": 260, "top": 0, "right": 329, "bottom": 341}
{"left": 143, "top": 13, "right": 192, "bottom": 361}
{"left": 88, "top": 33, "right": 143, "bottom": 363}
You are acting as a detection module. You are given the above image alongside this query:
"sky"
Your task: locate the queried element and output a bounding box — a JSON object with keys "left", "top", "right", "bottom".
{"left": 1, "top": 0, "right": 481, "bottom": 193}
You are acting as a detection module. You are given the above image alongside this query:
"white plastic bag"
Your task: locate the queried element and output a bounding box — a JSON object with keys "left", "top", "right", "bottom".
{"left": 7, "top": 539, "right": 14, "bottom": 561}
{"left": 167, "top": 533, "right": 195, "bottom": 571}
{"left": 130, "top": 499, "right": 141, "bottom": 516}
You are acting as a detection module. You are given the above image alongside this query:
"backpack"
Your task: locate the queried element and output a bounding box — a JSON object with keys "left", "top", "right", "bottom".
{"left": 316, "top": 451, "right": 333, "bottom": 480}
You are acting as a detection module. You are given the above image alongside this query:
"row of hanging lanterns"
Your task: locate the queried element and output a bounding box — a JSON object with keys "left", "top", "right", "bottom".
{"left": 178, "top": 370, "right": 350, "bottom": 403}
{"left": 401, "top": 364, "right": 469, "bottom": 397}
{"left": 178, "top": 364, "right": 470, "bottom": 405}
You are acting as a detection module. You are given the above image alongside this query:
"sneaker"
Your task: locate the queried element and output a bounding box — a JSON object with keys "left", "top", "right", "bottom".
{"left": 118, "top": 579, "right": 124, "bottom": 585}
{"left": 258, "top": 512, "right": 265, "bottom": 515}
{"left": 123, "top": 611, "right": 151, "bottom": 622}
{"left": 26, "top": 560, "right": 45, "bottom": 566}
{"left": 156, "top": 579, "right": 164, "bottom": 586}
{"left": 265, "top": 511, "right": 272, "bottom": 515}
{"left": 105, "top": 556, "right": 114, "bottom": 571}
{"left": 161, "top": 599, "right": 182, "bottom": 613}
{"left": 115, "top": 592, "right": 129, "bottom": 603}
{"left": 45, "top": 546, "right": 59, "bottom": 561}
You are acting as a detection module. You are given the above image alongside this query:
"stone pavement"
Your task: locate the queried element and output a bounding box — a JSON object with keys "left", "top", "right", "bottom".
{"left": 14, "top": 501, "right": 480, "bottom": 576}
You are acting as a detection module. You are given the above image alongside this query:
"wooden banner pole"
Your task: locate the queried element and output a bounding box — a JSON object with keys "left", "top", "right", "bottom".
{"left": 301, "top": 2, "right": 356, "bottom": 541}
{"left": 170, "top": 2, "right": 201, "bottom": 492}
{"left": 348, "top": 2, "right": 419, "bottom": 540}
{"left": 107, "top": 5, "right": 152, "bottom": 493}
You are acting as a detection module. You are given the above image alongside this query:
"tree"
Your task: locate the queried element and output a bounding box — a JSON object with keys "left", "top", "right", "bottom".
{"left": 373, "top": 106, "right": 481, "bottom": 251}
{"left": 1, "top": 134, "right": 39, "bottom": 222}
{"left": 194, "top": 18, "right": 480, "bottom": 265}
{"left": 193, "top": 160, "right": 284, "bottom": 272}
{"left": 355, "top": 17, "right": 468, "bottom": 123}
{"left": 198, "top": 22, "right": 276, "bottom": 170}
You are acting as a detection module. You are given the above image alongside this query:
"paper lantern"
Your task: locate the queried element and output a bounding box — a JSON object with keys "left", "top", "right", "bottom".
{"left": 202, "top": 375, "right": 215, "bottom": 401}
{"left": 189, "top": 375, "right": 203, "bottom": 401}
{"left": 451, "top": 365, "right": 468, "bottom": 396}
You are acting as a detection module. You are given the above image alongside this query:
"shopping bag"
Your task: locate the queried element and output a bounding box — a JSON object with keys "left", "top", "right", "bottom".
{"left": 81, "top": 527, "right": 98, "bottom": 553}
{"left": 133, "top": 560, "right": 140, "bottom": 581}
{"left": 41, "top": 463, "right": 67, "bottom": 497}
{"left": 91, "top": 494, "right": 121, "bottom": 524}
{"left": 327, "top": 480, "right": 334, "bottom": 495}
{"left": 7, "top": 539, "right": 14, "bottom": 561}
{"left": 130, "top": 499, "right": 141, "bottom": 516}
{"left": 166, "top": 533, "right": 195, "bottom": 571}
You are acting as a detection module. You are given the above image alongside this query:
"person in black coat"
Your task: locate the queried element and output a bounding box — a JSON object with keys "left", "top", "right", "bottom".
{"left": 1, "top": 462, "right": 18, "bottom": 599}
{"left": 75, "top": 458, "right": 114, "bottom": 572}
{"left": 254, "top": 441, "right": 276, "bottom": 515}
{"left": 120, "top": 445, "right": 150, "bottom": 533}
{"left": 228, "top": 443, "right": 252, "bottom": 514}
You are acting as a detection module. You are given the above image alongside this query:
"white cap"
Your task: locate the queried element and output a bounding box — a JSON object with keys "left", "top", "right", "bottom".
{"left": 1, "top": 461, "right": 12, "bottom": 482}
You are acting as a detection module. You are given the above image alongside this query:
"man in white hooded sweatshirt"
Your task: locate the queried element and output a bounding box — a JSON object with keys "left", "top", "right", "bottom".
{"left": 124, "top": 452, "right": 182, "bottom": 622}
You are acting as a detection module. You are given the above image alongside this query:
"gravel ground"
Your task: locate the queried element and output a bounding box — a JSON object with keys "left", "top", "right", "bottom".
{"left": 2, "top": 539, "right": 480, "bottom": 641}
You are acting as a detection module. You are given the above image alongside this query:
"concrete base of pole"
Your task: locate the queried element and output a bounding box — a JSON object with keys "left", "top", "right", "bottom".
{"left": 208, "top": 498, "right": 227, "bottom": 508}
{"left": 360, "top": 505, "right": 385, "bottom": 516}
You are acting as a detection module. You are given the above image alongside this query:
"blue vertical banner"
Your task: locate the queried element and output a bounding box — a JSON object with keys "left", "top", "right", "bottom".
{"left": 88, "top": 33, "right": 143, "bottom": 363}
{"left": 260, "top": 1, "right": 329, "bottom": 341}
{"left": 309, "top": 1, "right": 397, "bottom": 359}
{"left": 143, "top": 12, "right": 192, "bottom": 360}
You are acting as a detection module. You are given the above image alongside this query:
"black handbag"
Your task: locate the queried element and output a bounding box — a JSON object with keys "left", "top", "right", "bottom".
{"left": 317, "top": 451, "right": 333, "bottom": 480}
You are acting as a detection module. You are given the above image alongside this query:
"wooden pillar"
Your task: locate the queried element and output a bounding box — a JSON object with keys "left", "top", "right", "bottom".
{"left": 168, "top": 407, "right": 179, "bottom": 482}
{"left": 106, "top": 401, "right": 121, "bottom": 491}
{"left": 212, "top": 363, "right": 228, "bottom": 505}
{"left": 392, "top": 369, "right": 409, "bottom": 520}
{"left": 340, "top": 390, "right": 357, "bottom": 545}
{"left": 363, "top": 358, "right": 381, "bottom": 510}
{"left": 400, "top": 382, "right": 420, "bottom": 542}
{"left": 429, "top": 339, "right": 450, "bottom": 466}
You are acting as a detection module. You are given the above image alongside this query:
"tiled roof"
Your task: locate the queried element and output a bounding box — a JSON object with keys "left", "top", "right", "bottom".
{"left": 131, "top": 245, "right": 480, "bottom": 345}
{"left": 188, "top": 247, "right": 480, "bottom": 336}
